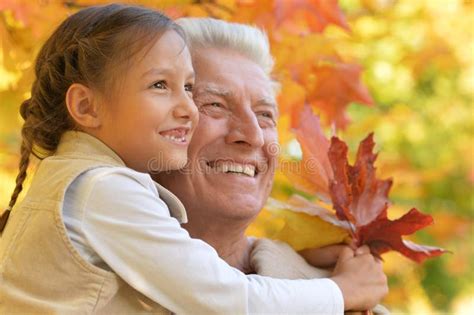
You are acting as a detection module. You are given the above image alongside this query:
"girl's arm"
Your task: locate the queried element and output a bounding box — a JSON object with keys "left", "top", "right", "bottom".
{"left": 74, "top": 167, "right": 344, "bottom": 314}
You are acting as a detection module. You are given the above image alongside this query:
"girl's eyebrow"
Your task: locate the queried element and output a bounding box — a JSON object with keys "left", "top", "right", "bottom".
{"left": 141, "top": 67, "right": 171, "bottom": 78}
{"left": 142, "top": 67, "right": 195, "bottom": 80}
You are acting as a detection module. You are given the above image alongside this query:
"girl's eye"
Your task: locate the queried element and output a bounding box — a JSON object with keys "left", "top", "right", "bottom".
{"left": 185, "top": 83, "right": 193, "bottom": 92}
{"left": 152, "top": 81, "right": 167, "bottom": 89}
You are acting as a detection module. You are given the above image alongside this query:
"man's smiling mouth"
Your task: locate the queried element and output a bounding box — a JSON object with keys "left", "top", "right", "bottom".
{"left": 207, "top": 160, "right": 258, "bottom": 177}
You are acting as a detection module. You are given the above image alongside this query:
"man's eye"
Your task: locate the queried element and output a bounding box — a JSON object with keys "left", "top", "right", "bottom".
{"left": 259, "top": 111, "right": 273, "bottom": 119}
{"left": 257, "top": 111, "right": 275, "bottom": 121}
{"left": 152, "top": 81, "right": 167, "bottom": 89}
{"left": 257, "top": 111, "right": 276, "bottom": 127}
{"left": 199, "top": 102, "right": 223, "bottom": 112}
{"left": 198, "top": 102, "right": 227, "bottom": 117}
{"left": 185, "top": 83, "right": 193, "bottom": 92}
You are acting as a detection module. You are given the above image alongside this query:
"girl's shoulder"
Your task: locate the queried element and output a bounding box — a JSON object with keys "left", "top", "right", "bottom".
{"left": 69, "top": 166, "right": 186, "bottom": 223}
{"left": 75, "top": 166, "right": 158, "bottom": 198}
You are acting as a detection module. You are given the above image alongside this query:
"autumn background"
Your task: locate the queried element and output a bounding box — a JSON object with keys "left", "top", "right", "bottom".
{"left": 0, "top": 0, "right": 472, "bottom": 313}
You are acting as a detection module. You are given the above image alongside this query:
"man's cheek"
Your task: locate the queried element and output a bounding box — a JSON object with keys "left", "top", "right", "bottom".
{"left": 265, "top": 136, "right": 281, "bottom": 159}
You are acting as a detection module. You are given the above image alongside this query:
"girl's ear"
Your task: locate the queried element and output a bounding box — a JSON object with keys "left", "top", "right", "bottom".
{"left": 65, "top": 83, "right": 102, "bottom": 129}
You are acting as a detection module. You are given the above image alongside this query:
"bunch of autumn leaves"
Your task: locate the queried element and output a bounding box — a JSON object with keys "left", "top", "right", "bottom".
{"left": 282, "top": 106, "right": 446, "bottom": 263}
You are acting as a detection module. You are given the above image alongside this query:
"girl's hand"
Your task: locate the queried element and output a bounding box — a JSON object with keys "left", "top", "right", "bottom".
{"left": 330, "top": 246, "right": 388, "bottom": 311}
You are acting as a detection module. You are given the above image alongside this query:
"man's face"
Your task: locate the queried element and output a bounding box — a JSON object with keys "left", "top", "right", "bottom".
{"left": 155, "top": 47, "right": 279, "bottom": 221}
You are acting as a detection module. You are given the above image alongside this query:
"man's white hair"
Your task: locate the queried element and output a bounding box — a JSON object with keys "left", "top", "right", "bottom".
{"left": 176, "top": 17, "right": 276, "bottom": 81}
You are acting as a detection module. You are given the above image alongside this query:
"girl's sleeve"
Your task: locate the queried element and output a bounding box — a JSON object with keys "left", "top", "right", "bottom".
{"left": 79, "top": 168, "right": 344, "bottom": 314}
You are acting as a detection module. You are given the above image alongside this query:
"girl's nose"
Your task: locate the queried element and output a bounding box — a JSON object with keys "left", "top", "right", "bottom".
{"left": 173, "top": 91, "right": 198, "bottom": 121}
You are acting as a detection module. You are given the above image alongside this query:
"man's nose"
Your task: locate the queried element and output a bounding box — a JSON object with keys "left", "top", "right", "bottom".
{"left": 225, "top": 110, "right": 264, "bottom": 147}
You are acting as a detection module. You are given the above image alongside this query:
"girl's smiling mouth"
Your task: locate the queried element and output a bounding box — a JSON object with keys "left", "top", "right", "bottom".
{"left": 159, "top": 127, "right": 191, "bottom": 145}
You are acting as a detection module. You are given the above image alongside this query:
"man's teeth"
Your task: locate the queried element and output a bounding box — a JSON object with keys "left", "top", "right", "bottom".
{"left": 163, "top": 134, "right": 186, "bottom": 143}
{"left": 213, "top": 162, "right": 256, "bottom": 177}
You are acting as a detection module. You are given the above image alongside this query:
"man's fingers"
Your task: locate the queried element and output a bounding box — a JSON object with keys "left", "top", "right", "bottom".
{"left": 355, "top": 245, "right": 371, "bottom": 256}
{"left": 338, "top": 245, "right": 355, "bottom": 262}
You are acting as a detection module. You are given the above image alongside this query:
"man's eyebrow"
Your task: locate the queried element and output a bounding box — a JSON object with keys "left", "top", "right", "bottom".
{"left": 196, "top": 84, "right": 277, "bottom": 108}
{"left": 198, "top": 84, "right": 232, "bottom": 97}
{"left": 256, "top": 97, "right": 277, "bottom": 108}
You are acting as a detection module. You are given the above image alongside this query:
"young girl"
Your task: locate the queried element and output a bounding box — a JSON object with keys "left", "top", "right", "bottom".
{"left": 0, "top": 4, "right": 378, "bottom": 314}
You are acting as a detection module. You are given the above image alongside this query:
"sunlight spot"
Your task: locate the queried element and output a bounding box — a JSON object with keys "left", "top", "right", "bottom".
{"left": 373, "top": 61, "right": 393, "bottom": 82}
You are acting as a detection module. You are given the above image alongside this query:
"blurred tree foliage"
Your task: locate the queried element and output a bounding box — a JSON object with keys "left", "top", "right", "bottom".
{"left": 1, "top": 0, "right": 472, "bottom": 313}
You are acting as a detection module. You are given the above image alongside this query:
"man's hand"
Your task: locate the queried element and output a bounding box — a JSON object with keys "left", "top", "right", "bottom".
{"left": 330, "top": 245, "right": 388, "bottom": 311}
{"left": 298, "top": 244, "right": 349, "bottom": 268}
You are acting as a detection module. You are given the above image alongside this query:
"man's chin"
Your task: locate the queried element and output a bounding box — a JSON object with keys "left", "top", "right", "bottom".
{"left": 210, "top": 193, "right": 265, "bottom": 218}
{"left": 210, "top": 205, "right": 261, "bottom": 223}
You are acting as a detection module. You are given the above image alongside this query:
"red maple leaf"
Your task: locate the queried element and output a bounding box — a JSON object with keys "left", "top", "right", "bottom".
{"left": 328, "top": 134, "right": 392, "bottom": 226}
{"left": 286, "top": 108, "right": 447, "bottom": 263}
{"left": 358, "top": 208, "right": 446, "bottom": 263}
{"left": 327, "top": 134, "right": 448, "bottom": 263}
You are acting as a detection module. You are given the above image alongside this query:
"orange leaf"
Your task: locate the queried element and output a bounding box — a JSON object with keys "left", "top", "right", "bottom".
{"left": 282, "top": 55, "right": 373, "bottom": 129}
{"left": 283, "top": 106, "right": 333, "bottom": 201}
{"left": 277, "top": 79, "right": 306, "bottom": 125}
{"left": 274, "top": 0, "right": 350, "bottom": 34}
{"left": 0, "top": 0, "right": 33, "bottom": 26}
{"left": 308, "top": 57, "right": 374, "bottom": 129}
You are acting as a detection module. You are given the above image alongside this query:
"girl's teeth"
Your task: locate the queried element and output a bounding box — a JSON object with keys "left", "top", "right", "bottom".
{"left": 163, "top": 134, "right": 186, "bottom": 142}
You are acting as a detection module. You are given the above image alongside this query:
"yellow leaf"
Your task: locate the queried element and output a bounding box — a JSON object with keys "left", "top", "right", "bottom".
{"left": 246, "top": 208, "right": 285, "bottom": 238}
{"left": 247, "top": 207, "right": 350, "bottom": 251}
{"left": 271, "top": 209, "right": 350, "bottom": 251}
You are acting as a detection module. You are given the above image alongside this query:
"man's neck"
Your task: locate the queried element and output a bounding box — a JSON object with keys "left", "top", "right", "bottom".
{"left": 183, "top": 214, "right": 254, "bottom": 274}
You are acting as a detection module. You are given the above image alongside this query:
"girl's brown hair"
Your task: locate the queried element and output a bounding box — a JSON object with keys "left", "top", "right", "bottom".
{"left": 6, "top": 4, "right": 184, "bottom": 212}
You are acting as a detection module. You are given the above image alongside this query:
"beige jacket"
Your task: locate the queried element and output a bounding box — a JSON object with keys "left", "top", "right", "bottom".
{"left": 0, "top": 131, "right": 183, "bottom": 314}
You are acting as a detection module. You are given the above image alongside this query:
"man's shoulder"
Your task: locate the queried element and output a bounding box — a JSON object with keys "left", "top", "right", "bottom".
{"left": 250, "top": 238, "right": 331, "bottom": 279}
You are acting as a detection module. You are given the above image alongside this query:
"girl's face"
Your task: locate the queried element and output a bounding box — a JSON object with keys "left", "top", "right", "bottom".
{"left": 97, "top": 30, "right": 197, "bottom": 173}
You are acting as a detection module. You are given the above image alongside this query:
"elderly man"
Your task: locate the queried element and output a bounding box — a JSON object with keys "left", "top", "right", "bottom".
{"left": 155, "top": 18, "right": 388, "bottom": 312}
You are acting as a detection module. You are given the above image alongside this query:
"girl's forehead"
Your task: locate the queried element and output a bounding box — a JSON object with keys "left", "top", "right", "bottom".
{"left": 143, "top": 30, "right": 189, "bottom": 62}
{"left": 120, "top": 31, "right": 190, "bottom": 78}
{"left": 126, "top": 34, "right": 192, "bottom": 80}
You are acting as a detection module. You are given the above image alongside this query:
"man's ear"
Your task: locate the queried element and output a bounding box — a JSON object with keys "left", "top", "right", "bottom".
{"left": 65, "top": 83, "right": 102, "bottom": 129}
